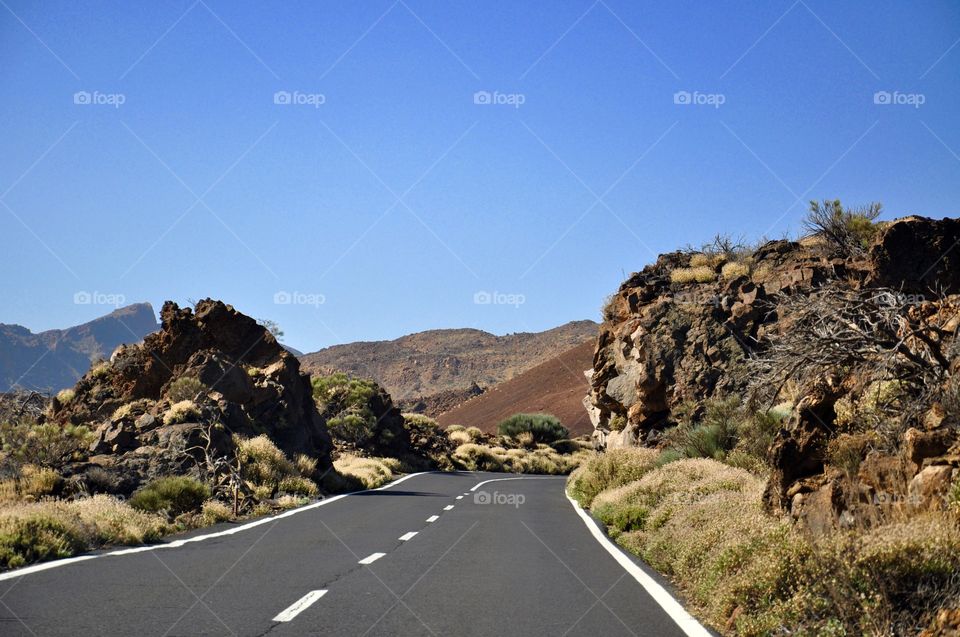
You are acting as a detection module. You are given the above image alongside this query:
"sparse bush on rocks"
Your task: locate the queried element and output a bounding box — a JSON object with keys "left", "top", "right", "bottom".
{"left": 497, "top": 413, "right": 568, "bottom": 443}
{"left": 129, "top": 476, "right": 210, "bottom": 517}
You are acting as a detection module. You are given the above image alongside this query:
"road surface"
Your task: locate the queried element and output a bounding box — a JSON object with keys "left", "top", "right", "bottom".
{"left": 0, "top": 472, "right": 707, "bottom": 636}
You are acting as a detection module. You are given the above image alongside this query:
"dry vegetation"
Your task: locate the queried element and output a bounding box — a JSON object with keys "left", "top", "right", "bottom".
{"left": 570, "top": 454, "right": 960, "bottom": 635}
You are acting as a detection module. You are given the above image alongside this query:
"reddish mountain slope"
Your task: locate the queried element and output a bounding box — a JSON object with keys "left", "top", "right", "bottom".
{"left": 436, "top": 340, "right": 595, "bottom": 436}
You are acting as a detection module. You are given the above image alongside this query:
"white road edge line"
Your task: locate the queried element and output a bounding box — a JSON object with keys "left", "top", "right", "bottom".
{"left": 469, "top": 475, "right": 563, "bottom": 492}
{"left": 0, "top": 471, "right": 434, "bottom": 582}
{"left": 566, "top": 494, "right": 711, "bottom": 637}
{"left": 358, "top": 552, "right": 386, "bottom": 565}
{"left": 398, "top": 531, "right": 418, "bottom": 541}
{"left": 272, "top": 589, "right": 327, "bottom": 622}
{"left": 426, "top": 515, "right": 439, "bottom": 523}
{"left": 443, "top": 505, "right": 455, "bottom": 510}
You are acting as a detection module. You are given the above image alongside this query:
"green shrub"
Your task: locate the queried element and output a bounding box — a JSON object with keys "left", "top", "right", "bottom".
{"left": 0, "top": 496, "right": 169, "bottom": 569}
{"left": 804, "top": 199, "right": 882, "bottom": 254}
{"left": 0, "top": 514, "right": 85, "bottom": 569}
{"left": 312, "top": 373, "right": 380, "bottom": 445}
{"left": 129, "top": 476, "right": 210, "bottom": 516}
{"left": 0, "top": 420, "right": 92, "bottom": 467}
{"left": 497, "top": 413, "right": 568, "bottom": 443}
{"left": 662, "top": 396, "right": 740, "bottom": 460}
{"left": 166, "top": 376, "right": 207, "bottom": 402}
{"left": 608, "top": 414, "right": 626, "bottom": 431}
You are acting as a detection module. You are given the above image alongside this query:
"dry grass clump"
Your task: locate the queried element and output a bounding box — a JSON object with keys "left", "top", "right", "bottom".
{"left": 447, "top": 429, "right": 472, "bottom": 445}
{"left": 567, "top": 448, "right": 660, "bottom": 507}
{"left": 235, "top": 435, "right": 320, "bottom": 498}
{"left": 200, "top": 499, "right": 233, "bottom": 524}
{"left": 690, "top": 253, "right": 726, "bottom": 268}
{"left": 671, "top": 266, "right": 718, "bottom": 284}
{"left": 55, "top": 388, "right": 75, "bottom": 405}
{"left": 333, "top": 454, "right": 403, "bottom": 489}
{"left": 720, "top": 260, "right": 751, "bottom": 280}
{"left": 0, "top": 465, "right": 62, "bottom": 503}
{"left": 451, "top": 443, "right": 504, "bottom": 472}
{"left": 90, "top": 362, "right": 111, "bottom": 379}
{"left": 162, "top": 400, "right": 200, "bottom": 425}
{"left": 579, "top": 457, "right": 960, "bottom": 635}
{"left": 0, "top": 495, "right": 170, "bottom": 569}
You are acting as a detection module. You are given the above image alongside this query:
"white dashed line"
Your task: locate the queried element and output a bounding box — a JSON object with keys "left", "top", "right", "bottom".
{"left": 426, "top": 515, "right": 439, "bottom": 523}
{"left": 456, "top": 495, "right": 463, "bottom": 500}
{"left": 443, "top": 505, "right": 455, "bottom": 511}
{"left": 358, "top": 552, "right": 386, "bottom": 565}
{"left": 273, "top": 590, "right": 327, "bottom": 622}
{"left": 398, "top": 532, "right": 418, "bottom": 541}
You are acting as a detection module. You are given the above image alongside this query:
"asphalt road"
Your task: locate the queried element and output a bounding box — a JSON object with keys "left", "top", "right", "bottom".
{"left": 0, "top": 472, "right": 706, "bottom": 637}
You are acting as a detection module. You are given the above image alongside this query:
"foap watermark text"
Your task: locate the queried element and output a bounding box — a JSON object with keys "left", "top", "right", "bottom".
{"left": 273, "top": 291, "right": 325, "bottom": 307}
{"left": 474, "top": 490, "right": 525, "bottom": 508}
{"left": 474, "top": 290, "right": 525, "bottom": 307}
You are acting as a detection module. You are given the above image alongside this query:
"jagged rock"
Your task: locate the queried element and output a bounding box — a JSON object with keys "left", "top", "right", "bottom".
{"left": 53, "top": 299, "right": 333, "bottom": 492}
{"left": 585, "top": 214, "right": 960, "bottom": 534}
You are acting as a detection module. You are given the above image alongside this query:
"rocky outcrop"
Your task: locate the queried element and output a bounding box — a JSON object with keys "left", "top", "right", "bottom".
{"left": 588, "top": 215, "right": 960, "bottom": 532}
{"left": 52, "top": 299, "right": 332, "bottom": 492}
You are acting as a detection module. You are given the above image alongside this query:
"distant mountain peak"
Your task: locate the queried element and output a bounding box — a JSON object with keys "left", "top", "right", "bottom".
{"left": 0, "top": 303, "right": 159, "bottom": 392}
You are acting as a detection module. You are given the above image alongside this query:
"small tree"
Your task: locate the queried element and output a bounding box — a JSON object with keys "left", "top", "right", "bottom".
{"left": 804, "top": 199, "right": 882, "bottom": 255}
{"left": 258, "top": 319, "right": 284, "bottom": 340}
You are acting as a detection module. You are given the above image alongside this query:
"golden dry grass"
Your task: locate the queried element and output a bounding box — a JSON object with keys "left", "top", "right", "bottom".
{"left": 333, "top": 454, "right": 403, "bottom": 489}
{"left": 575, "top": 456, "right": 960, "bottom": 636}
{"left": 0, "top": 495, "right": 170, "bottom": 569}
{"left": 671, "top": 266, "right": 718, "bottom": 284}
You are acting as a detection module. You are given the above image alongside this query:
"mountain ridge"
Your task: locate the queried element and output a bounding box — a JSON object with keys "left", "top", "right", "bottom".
{"left": 0, "top": 303, "right": 159, "bottom": 392}
{"left": 299, "top": 319, "right": 598, "bottom": 400}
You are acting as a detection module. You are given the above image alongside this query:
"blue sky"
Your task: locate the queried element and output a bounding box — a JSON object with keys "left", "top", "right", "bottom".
{"left": 1, "top": 0, "right": 958, "bottom": 352}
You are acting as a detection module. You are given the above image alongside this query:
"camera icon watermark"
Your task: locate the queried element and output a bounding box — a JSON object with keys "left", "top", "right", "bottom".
{"left": 473, "top": 290, "right": 525, "bottom": 307}
{"left": 274, "top": 90, "right": 326, "bottom": 108}
{"left": 273, "top": 290, "right": 325, "bottom": 307}
{"left": 673, "top": 90, "right": 725, "bottom": 108}
{"left": 473, "top": 490, "right": 525, "bottom": 508}
{"left": 73, "top": 91, "right": 126, "bottom": 108}
{"left": 473, "top": 90, "right": 525, "bottom": 108}
{"left": 73, "top": 291, "right": 126, "bottom": 308}
{"left": 873, "top": 90, "right": 925, "bottom": 108}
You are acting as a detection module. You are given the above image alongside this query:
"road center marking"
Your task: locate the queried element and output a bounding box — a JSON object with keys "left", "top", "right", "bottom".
{"left": 456, "top": 495, "right": 463, "bottom": 500}
{"left": 358, "top": 552, "right": 386, "bottom": 565}
{"left": 398, "top": 531, "right": 418, "bottom": 541}
{"left": 272, "top": 590, "right": 327, "bottom": 622}
{"left": 443, "top": 505, "right": 455, "bottom": 510}
{"left": 426, "top": 515, "right": 439, "bottom": 522}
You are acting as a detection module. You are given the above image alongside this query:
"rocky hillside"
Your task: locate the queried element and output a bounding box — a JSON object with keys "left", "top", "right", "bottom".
{"left": 437, "top": 340, "right": 595, "bottom": 436}
{"left": 588, "top": 214, "right": 960, "bottom": 533}
{"left": 0, "top": 303, "right": 159, "bottom": 392}
{"left": 299, "top": 320, "right": 598, "bottom": 400}
{"left": 51, "top": 299, "right": 333, "bottom": 494}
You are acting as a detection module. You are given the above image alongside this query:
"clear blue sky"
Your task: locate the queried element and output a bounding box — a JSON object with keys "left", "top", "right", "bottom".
{"left": 1, "top": 0, "right": 958, "bottom": 352}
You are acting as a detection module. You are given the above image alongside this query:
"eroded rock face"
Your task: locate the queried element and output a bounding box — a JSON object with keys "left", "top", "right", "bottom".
{"left": 53, "top": 299, "right": 333, "bottom": 491}
{"left": 587, "top": 216, "right": 960, "bottom": 533}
